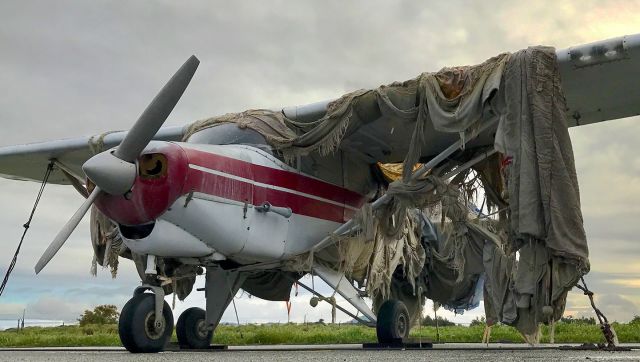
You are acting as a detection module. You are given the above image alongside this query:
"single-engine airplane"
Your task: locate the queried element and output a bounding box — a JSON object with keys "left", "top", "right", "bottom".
{"left": 0, "top": 33, "right": 639, "bottom": 353}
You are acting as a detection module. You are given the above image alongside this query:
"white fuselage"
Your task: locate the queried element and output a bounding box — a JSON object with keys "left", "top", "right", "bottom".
{"left": 119, "top": 143, "right": 366, "bottom": 265}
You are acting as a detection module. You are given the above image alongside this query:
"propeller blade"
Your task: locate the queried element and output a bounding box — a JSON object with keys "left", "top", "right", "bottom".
{"left": 114, "top": 55, "right": 200, "bottom": 162}
{"left": 34, "top": 187, "right": 101, "bottom": 274}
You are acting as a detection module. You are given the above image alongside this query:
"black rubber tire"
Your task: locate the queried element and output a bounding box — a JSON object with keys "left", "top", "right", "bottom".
{"left": 118, "top": 293, "right": 174, "bottom": 353}
{"left": 176, "top": 307, "right": 213, "bottom": 349}
{"left": 376, "top": 299, "right": 410, "bottom": 343}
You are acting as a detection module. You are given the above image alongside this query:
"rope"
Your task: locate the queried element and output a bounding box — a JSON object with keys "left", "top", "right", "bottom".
{"left": 434, "top": 303, "right": 440, "bottom": 343}
{"left": 0, "top": 162, "right": 54, "bottom": 296}
{"left": 230, "top": 296, "right": 241, "bottom": 335}
{"left": 285, "top": 300, "right": 292, "bottom": 323}
{"left": 223, "top": 272, "right": 243, "bottom": 338}
{"left": 88, "top": 130, "right": 121, "bottom": 154}
{"left": 574, "top": 276, "right": 616, "bottom": 347}
{"left": 417, "top": 287, "right": 423, "bottom": 347}
{"left": 482, "top": 324, "right": 492, "bottom": 345}
{"left": 172, "top": 278, "right": 177, "bottom": 309}
{"left": 548, "top": 258, "right": 555, "bottom": 344}
{"left": 328, "top": 273, "right": 345, "bottom": 324}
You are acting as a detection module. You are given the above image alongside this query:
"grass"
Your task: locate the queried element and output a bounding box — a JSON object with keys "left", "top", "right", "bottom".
{"left": 0, "top": 325, "right": 119, "bottom": 347}
{"left": 0, "top": 322, "right": 639, "bottom": 347}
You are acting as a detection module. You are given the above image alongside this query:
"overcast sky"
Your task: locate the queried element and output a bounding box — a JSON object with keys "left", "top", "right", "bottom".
{"left": 0, "top": 0, "right": 639, "bottom": 327}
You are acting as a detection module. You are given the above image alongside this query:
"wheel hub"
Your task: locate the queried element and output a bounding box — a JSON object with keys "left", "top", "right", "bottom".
{"left": 144, "top": 311, "right": 166, "bottom": 340}
{"left": 397, "top": 313, "right": 407, "bottom": 337}
{"left": 195, "top": 319, "right": 208, "bottom": 339}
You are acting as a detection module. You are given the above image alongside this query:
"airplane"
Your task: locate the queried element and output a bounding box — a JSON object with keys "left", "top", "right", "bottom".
{"left": 0, "top": 33, "right": 638, "bottom": 353}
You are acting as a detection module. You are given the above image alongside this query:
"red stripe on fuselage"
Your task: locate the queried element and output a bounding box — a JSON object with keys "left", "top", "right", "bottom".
{"left": 183, "top": 148, "right": 364, "bottom": 208}
{"left": 181, "top": 147, "right": 366, "bottom": 223}
{"left": 185, "top": 168, "right": 346, "bottom": 222}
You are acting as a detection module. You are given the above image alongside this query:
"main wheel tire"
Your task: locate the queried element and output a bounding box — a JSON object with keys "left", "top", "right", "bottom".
{"left": 118, "top": 293, "right": 174, "bottom": 353}
{"left": 376, "top": 299, "right": 410, "bottom": 343}
{"left": 176, "top": 307, "right": 213, "bottom": 349}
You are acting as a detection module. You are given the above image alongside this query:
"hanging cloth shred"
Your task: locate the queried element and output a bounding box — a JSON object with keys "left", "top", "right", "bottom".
{"left": 0, "top": 162, "right": 54, "bottom": 296}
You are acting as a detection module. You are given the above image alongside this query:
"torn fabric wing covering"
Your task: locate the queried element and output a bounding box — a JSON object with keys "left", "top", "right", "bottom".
{"left": 90, "top": 46, "right": 587, "bottom": 341}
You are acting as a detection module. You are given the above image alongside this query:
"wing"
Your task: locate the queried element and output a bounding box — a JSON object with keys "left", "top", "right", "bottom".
{"left": 0, "top": 126, "right": 184, "bottom": 184}
{"left": 283, "top": 33, "right": 640, "bottom": 163}
{"left": 559, "top": 34, "right": 640, "bottom": 127}
{"left": 2, "top": 34, "right": 638, "bottom": 184}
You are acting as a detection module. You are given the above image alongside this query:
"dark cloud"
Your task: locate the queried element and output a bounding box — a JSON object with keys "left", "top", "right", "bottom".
{"left": 4, "top": 0, "right": 621, "bottom": 145}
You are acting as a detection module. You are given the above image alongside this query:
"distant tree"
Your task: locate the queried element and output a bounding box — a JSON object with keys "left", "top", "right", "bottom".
{"left": 78, "top": 305, "right": 119, "bottom": 326}
{"left": 421, "top": 315, "right": 456, "bottom": 327}
{"left": 629, "top": 315, "right": 640, "bottom": 325}
{"left": 559, "top": 315, "right": 596, "bottom": 325}
{"left": 469, "top": 316, "right": 486, "bottom": 327}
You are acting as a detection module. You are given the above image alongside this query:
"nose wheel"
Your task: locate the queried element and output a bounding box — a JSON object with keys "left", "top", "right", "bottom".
{"left": 118, "top": 293, "right": 174, "bottom": 353}
{"left": 176, "top": 307, "right": 213, "bottom": 349}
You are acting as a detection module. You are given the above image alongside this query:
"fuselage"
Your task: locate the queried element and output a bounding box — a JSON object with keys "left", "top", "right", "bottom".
{"left": 92, "top": 140, "right": 367, "bottom": 265}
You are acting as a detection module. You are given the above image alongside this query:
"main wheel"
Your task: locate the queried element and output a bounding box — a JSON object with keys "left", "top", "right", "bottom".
{"left": 376, "top": 299, "right": 410, "bottom": 343}
{"left": 118, "top": 293, "right": 174, "bottom": 353}
{"left": 176, "top": 307, "right": 213, "bottom": 349}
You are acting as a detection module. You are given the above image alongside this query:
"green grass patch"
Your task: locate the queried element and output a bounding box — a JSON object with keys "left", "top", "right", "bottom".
{"left": 0, "top": 322, "right": 638, "bottom": 347}
{"left": 0, "top": 325, "right": 120, "bottom": 347}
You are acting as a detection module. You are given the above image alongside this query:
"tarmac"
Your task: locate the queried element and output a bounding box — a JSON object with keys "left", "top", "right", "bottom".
{"left": 1, "top": 344, "right": 640, "bottom": 361}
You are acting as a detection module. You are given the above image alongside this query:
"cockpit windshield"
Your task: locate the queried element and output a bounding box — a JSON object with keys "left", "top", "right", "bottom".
{"left": 186, "top": 124, "right": 274, "bottom": 155}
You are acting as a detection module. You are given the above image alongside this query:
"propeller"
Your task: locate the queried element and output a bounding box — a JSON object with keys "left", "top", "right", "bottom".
{"left": 34, "top": 55, "right": 200, "bottom": 274}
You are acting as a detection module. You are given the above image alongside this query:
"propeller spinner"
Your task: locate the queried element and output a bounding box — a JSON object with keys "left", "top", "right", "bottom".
{"left": 34, "top": 55, "right": 200, "bottom": 274}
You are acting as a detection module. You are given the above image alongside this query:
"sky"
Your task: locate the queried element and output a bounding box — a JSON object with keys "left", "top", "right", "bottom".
{"left": 0, "top": 0, "right": 639, "bottom": 327}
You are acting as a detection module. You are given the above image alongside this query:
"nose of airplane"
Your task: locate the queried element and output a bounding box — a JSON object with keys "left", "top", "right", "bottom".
{"left": 91, "top": 141, "right": 189, "bottom": 226}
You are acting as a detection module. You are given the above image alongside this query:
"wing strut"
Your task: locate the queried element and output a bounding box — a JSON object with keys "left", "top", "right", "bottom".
{"left": 286, "top": 273, "right": 376, "bottom": 327}
{"left": 312, "top": 264, "right": 377, "bottom": 324}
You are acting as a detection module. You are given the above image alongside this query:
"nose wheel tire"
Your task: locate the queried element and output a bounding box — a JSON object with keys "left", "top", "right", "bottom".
{"left": 119, "top": 293, "right": 174, "bottom": 353}
{"left": 176, "top": 307, "right": 213, "bottom": 349}
{"left": 376, "top": 299, "right": 411, "bottom": 343}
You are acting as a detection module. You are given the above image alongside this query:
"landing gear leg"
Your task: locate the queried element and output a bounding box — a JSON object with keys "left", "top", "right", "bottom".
{"left": 119, "top": 285, "right": 173, "bottom": 353}
{"left": 174, "top": 267, "right": 246, "bottom": 350}
{"left": 376, "top": 299, "right": 410, "bottom": 344}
